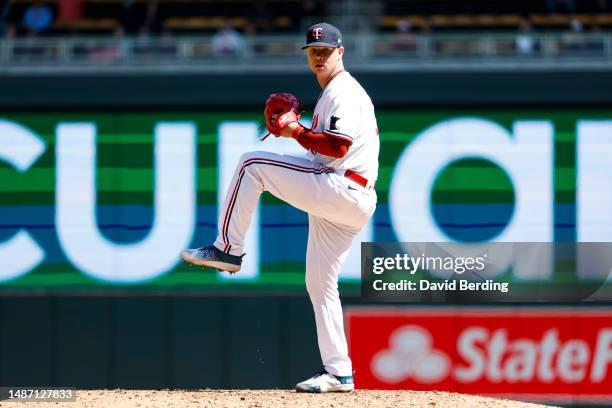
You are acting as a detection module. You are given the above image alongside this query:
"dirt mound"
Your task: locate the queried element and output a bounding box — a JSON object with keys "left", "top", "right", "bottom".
{"left": 13, "top": 389, "right": 561, "bottom": 408}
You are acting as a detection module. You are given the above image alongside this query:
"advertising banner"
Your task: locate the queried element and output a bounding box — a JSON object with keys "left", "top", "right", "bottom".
{"left": 346, "top": 307, "right": 612, "bottom": 403}
{"left": 0, "top": 110, "right": 610, "bottom": 292}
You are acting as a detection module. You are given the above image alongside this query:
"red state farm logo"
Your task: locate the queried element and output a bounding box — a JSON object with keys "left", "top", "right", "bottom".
{"left": 312, "top": 28, "right": 323, "bottom": 40}
{"left": 370, "top": 325, "right": 612, "bottom": 385}
{"left": 372, "top": 325, "right": 451, "bottom": 383}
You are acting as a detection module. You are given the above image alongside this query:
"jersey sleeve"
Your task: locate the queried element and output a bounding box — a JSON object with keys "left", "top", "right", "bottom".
{"left": 323, "top": 96, "right": 360, "bottom": 143}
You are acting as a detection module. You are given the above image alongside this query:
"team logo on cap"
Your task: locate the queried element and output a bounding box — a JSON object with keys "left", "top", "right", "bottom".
{"left": 312, "top": 27, "right": 323, "bottom": 39}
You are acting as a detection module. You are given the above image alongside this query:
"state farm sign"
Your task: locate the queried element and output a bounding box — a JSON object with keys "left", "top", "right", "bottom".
{"left": 346, "top": 308, "right": 612, "bottom": 402}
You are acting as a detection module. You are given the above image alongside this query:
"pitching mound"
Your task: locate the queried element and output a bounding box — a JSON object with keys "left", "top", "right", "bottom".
{"left": 15, "top": 389, "right": 560, "bottom": 408}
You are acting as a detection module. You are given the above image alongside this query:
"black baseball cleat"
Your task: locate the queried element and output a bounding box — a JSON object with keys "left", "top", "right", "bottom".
{"left": 180, "top": 245, "right": 244, "bottom": 273}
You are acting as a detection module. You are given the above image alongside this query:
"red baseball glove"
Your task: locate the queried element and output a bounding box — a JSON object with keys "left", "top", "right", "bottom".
{"left": 262, "top": 93, "right": 303, "bottom": 140}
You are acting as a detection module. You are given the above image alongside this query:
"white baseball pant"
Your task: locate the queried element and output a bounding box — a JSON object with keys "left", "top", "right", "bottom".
{"left": 213, "top": 151, "right": 376, "bottom": 377}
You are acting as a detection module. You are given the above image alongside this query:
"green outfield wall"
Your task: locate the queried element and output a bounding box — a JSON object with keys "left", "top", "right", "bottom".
{"left": 1, "top": 108, "right": 610, "bottom": 293}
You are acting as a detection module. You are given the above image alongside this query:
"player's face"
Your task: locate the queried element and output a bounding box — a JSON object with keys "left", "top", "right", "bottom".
{"left": 306, "top": 46, "right": 341, "bottom": 75}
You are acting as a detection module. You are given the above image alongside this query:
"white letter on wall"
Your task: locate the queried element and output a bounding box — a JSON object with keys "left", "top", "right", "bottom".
{"left": 56, "top": 122, "right": 196, "bottom": 283}
{"left": 217, "top": 122, "right": 262, "bottom": 281}
{"left": 577, "top": 121, "right": 612, "bottom": 242}
{"left": 0, "top": 120, "right": 46, "bottom": 282}
{"left": 389, "top": 118, "right": 553, "bottom": 280}
{"left": 577, "top": 121, "right": 612, "bottom": 282}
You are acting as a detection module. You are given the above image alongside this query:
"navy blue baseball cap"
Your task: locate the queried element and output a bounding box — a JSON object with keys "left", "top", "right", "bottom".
{"left": 302, "top": 22, "right": 343, "bottom": 49}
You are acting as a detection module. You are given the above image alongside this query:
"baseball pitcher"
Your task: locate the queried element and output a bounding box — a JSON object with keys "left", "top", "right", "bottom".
{"left": 181, "top": 22, "right": 379, "bottom": 393}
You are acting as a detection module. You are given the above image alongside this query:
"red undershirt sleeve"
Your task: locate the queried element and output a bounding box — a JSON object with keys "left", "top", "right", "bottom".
{"left": 291, "top": 126, "right": 352, "bottom": 158}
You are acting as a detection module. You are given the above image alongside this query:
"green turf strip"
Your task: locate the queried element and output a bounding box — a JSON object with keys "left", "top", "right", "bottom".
{"left": 2, "top": 262, "right": 597, "bottom": 289}
{"left": 0, "top": 166, "right": 572, "bottom": 193}
{"left": 13, "top": 137, "right": 576, "bottom": 171}
{"left": 0, "top": 168, "right": 217, "bottom": 192}
{"left": 0, "top": 186, "right": 572, "bottom": 207}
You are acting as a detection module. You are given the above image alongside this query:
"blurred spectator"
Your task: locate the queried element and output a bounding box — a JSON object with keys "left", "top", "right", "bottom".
{"left": 58, "top": 0, "right": 84, "bottom": 25}
{"left": 22, "top": 2, "right": 53, "bottom": 36}
{"left": 515, "top": 18, "right": 536, "bottom": 55}
{"left": 562, "top": 17, "right": 586, "bottom": 53}
{"left": 391, "top": 19, "right": 417, "bottom": 52}
{"left": 212, "top": 22, "right": 245, "bottom": 57}
{"left": 570, "top": 18, "right": 583, "bottom": 33}
{"left": 547, "top": 0, "right": 576, "bottom": 14}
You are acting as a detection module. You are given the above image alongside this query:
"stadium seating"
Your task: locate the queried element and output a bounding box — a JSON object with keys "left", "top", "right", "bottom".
{"left": 3, "top": 0, "right": 611, "bottom": 37}
{"left": 378, "top": 13, "right": 612, "bottom": 32}
{"left": 4, "top": 0, "right": 321, "bottom": 35}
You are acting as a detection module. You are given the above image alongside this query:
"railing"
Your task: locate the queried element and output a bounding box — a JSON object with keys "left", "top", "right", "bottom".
{"left": 0, "top": 32, "right": 611, "bottom": 72}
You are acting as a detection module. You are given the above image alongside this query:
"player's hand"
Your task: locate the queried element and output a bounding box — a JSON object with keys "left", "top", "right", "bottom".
{"left": 263, "top": 93, "right": 303, "bottom": 138}
{"left": 280, "top": 121, "right": 301, "bottom": 138}
{"left": 271, "top": 115, "right": 300, "bottom": 138}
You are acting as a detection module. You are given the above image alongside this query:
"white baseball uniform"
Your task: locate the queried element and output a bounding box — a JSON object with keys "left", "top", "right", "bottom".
{"left": 213, "top": 71, "right": 379, "bottom": 377}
